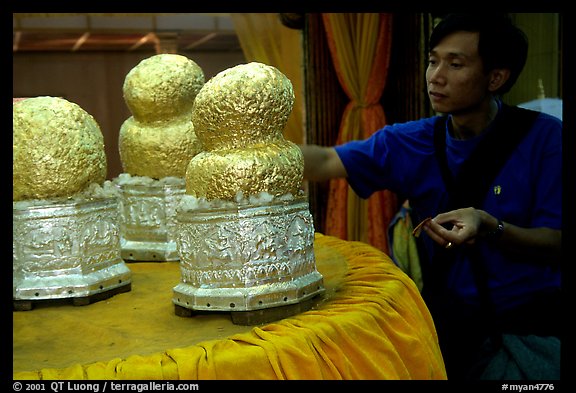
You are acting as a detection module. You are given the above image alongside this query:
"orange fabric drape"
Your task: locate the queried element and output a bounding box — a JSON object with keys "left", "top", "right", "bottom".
{"left": 322, "top": 13, "right": 398, "bottom": 253}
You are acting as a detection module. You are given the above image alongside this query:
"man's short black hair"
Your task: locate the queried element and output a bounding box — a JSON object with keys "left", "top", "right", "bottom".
{"left": 429, "top": 13, "right": 528, "bottom": 95}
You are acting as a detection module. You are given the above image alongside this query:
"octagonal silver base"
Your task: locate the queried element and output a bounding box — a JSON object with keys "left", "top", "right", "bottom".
{"left": 115, "top": 176, "right": 185, "bottom": 262}
{"left": 13, "top": 196, "right": 132, "bottom": 305}
{"left": 172, "top": 194, "right": 325, "bottom": 313}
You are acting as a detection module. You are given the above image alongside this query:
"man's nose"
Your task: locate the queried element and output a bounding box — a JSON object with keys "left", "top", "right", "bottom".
{"left": 427, "top": 64, "right": 446, "bottom": 85}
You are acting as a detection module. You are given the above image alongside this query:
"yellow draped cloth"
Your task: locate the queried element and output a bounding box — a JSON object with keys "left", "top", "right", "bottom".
{"left": 231, "top": 13, "right": 305, "bottom": 145}
{"left": 13, "top": 234, "right": 446, "bottom": 380}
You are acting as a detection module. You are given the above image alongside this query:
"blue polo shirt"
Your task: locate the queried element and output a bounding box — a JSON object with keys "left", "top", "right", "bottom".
{"left": 334, "top": 108, "right": 562, "bottom": 313}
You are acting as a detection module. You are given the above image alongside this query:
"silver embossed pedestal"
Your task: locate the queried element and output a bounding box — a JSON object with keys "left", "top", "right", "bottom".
{"left": 172, "top": 195, "right": 325, "bottom": 325}
{"left": 13, "top": 197, "right": 132, "bottom": 311}
{"left": 115, "top": 176, "right": 185, "bottom": 261}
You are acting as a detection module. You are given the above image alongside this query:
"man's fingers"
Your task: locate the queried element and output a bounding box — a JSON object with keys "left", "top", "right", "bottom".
{"left": 412, "top": 217, "right": 432, "bottom": 238}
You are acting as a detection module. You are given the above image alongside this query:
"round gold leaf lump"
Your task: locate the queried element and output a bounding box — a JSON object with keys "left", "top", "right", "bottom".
{"left": 191, "top": 61, "right": 295, "bottom": 151}
{"left": 119, "top": 54, "right": 205, "bottom": 179}
{"left": 122, "top": 54, "right": 205, "bottom": 123}
{"left": 13, "top": 96, "right": 107, "bottom": 201}
{"left": 186, "top": 62, "right": 303, "bottom": 200}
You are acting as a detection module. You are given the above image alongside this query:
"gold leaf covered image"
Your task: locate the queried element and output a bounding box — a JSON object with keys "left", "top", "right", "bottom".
{"left": 123, "top": 54, "right": 204, "bottom": 123}
{"left": 186, "top": 62, "right": 303, "bottom": 200}
{"left": 119, "top": 54, "right": 205, "bottom": 179}
{"left": 13, "top": 96, "right": 107, "bottom": 201}
{"left": 186, "top": 140, "right": 303, "bottom": 200}
{"left": 192, "top": 62, "right": 295, "bottom": 151}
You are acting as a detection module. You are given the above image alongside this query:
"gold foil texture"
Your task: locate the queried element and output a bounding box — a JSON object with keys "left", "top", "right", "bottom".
{"left": 186, "top": 140, "right": 303, "bottom": 200}
{"left": 123, "top": 54, "right": 205, "bottom": 123}
{"left": 13, "top": 96, "right": 107, "bottom": 201}
{"left": 186, "top": 62, "right": 303, "bottom": 200}
{"left": 119, "top": 54, "right": 205, "bottom": 179}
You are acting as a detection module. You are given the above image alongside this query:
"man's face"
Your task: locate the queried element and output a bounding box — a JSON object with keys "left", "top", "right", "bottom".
{"left": 426, "top": 31, "right": 492, "bottom": 114}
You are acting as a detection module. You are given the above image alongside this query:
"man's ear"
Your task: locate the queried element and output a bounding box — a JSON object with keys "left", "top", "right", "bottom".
{"left": 488, "top": 69, "right": 511, "bottom": 92}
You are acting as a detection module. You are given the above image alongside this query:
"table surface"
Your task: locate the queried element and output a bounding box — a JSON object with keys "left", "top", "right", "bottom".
{"left": 13, "top": 233, "right": 446, "bottom": 380}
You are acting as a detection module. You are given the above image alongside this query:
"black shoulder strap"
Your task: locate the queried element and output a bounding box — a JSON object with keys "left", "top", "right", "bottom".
{"left": 434, "top": 104, "right": 540, "bottom": 210}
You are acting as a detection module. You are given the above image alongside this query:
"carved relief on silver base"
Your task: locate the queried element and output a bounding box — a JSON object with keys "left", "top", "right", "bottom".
{"left": 115, "top": 177, "right": 185, "bottom": 261}
{"left": 172, "top": 195, "right": 325, "bottom": 312}
{"left": 13, "top": 197, "right": 132, "bottom": 303}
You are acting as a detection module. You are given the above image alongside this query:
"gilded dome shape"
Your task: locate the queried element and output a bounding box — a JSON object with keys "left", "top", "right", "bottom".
{"left": 119, "top": 54, "right": 205, "bottom": 179}
{"left": 13, "top": 96, "right": 107, "bottom": 201}
{"left": 191, "top": 62, "right": 295, "bottom": 151}
{"left": 185, "top": 62, "right": 303, "bottom": 200}
{"left": 123, "top": 54, "right": 205, "bottom": 123}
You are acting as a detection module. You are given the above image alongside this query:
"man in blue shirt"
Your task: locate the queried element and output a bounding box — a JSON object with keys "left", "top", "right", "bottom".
{"left": 300, "top": 13, "right": 561, "bottom": 380}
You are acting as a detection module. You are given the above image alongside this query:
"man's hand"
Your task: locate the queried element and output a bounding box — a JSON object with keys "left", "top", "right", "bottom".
{"left": 422, "top": 207, "right": 485, "bottom": 248}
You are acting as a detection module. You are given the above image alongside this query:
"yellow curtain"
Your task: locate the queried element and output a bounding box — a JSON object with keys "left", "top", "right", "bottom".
{"left": 231, "top": 13, "right": 305, "bottom": 144}
{"left": 322, "top": 13, "right": 398, "bottom": 254}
